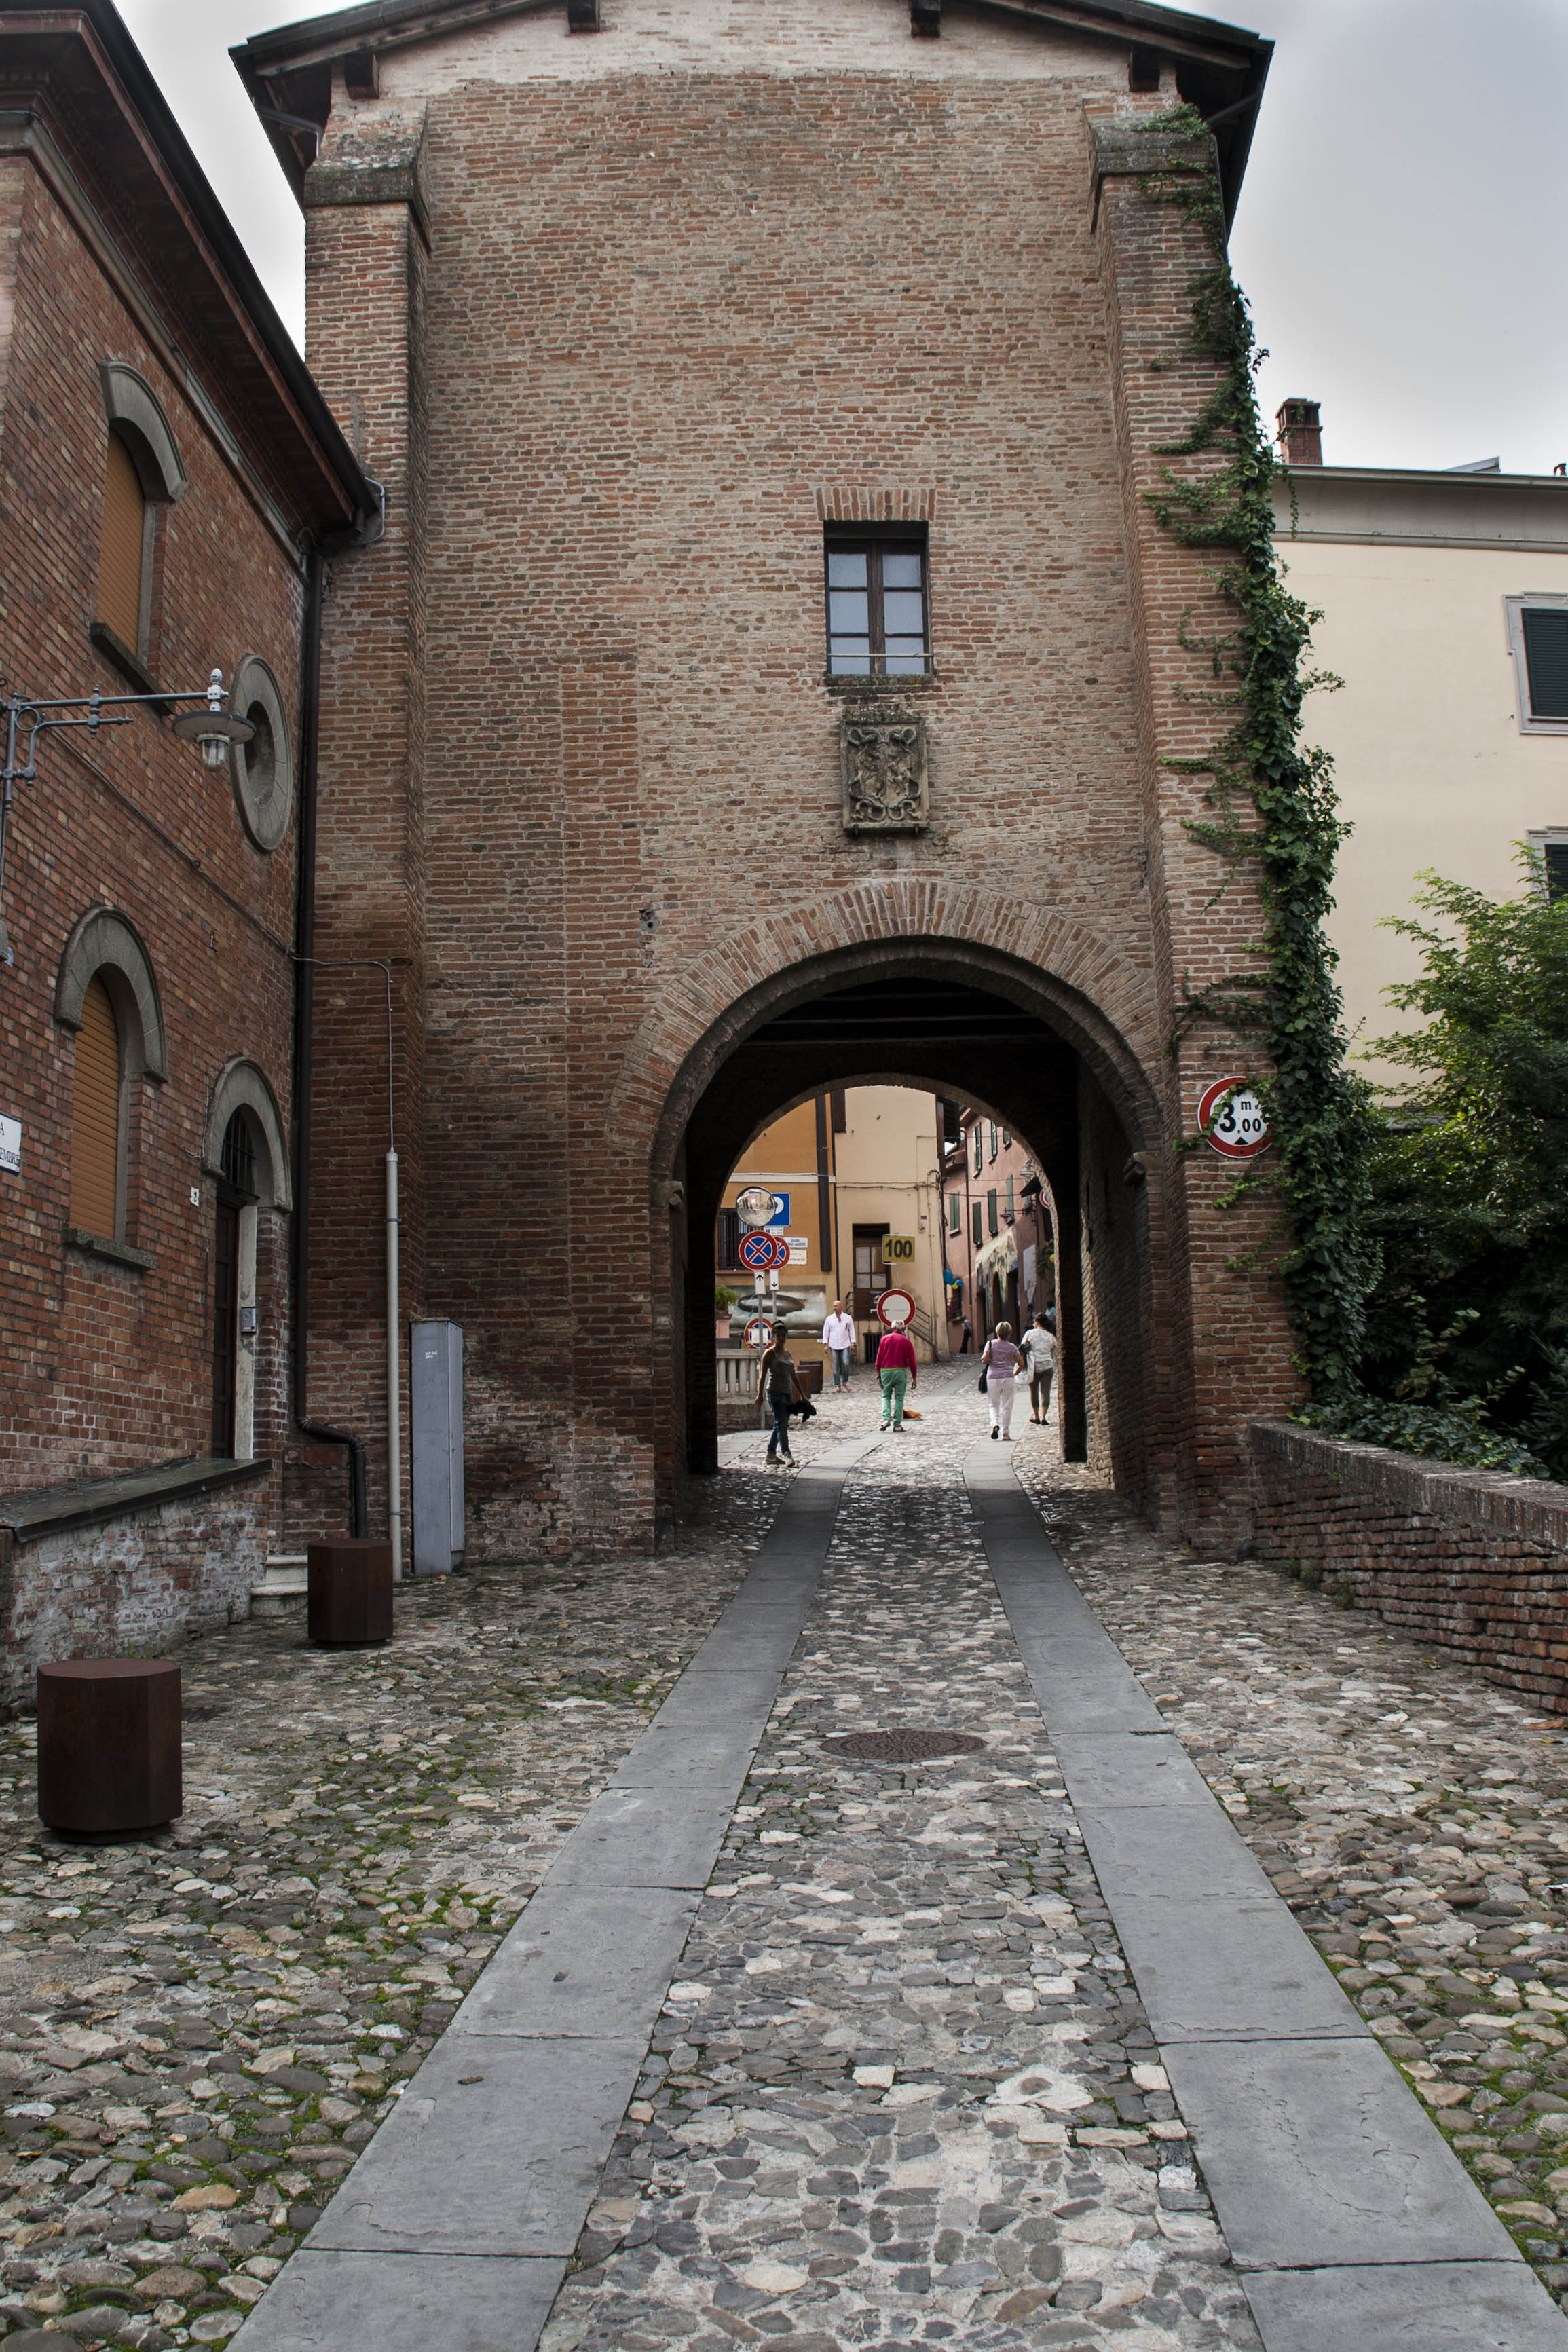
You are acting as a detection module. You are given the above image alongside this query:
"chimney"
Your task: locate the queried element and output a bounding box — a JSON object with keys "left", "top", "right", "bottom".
{"left": 1276, "top": 398, "right": 1323, "bottom": 468}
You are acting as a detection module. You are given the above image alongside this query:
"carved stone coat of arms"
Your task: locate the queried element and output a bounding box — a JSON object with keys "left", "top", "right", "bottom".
{"left": 840, "top": 712, "right": 929, "bottom": 834}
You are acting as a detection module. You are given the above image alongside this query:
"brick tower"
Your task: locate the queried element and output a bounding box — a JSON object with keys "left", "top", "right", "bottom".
{"left": 234, "top": 0, "right": 1286, "bottom": 1558}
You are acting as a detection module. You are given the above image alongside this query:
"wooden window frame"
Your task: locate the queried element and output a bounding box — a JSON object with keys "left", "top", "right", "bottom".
{"left": 824, "top": 527, "right": 930, "bottom": 678}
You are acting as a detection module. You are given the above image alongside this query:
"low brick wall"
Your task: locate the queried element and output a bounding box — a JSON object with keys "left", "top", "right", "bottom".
{"left": 1246, "top": 1419, "right": 1568, "bottom": 1711}
{"left": 0, "top": 1461, "right": 269, "bottom": 1713}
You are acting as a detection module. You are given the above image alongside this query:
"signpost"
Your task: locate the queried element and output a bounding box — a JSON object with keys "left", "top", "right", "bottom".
{"left": 1196, "top": 1076, "right": 1271, "bottom": 1161}
{"left": 876, "top": 1286, "right": 916, "bottom": 1329}
{"left": 739, "top": 1229, "right": 782, "bottom": 1273}
{"left": 743, "top": 1315, "right": 775, "bottom": 1351}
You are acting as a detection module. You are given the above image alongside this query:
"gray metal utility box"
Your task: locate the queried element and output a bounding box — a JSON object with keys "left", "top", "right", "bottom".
{"left": 411, "top": 1320, "right": 465, "bottom": 1575}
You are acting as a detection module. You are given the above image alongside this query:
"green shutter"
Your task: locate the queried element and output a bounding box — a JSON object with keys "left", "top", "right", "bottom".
{"left": 1523, "top": 609, "right": 1568, "bottom": 719}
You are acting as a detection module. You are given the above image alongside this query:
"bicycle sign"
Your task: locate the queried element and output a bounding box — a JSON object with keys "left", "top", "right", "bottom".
{"left": 1197, "top": 1075, "right": 1271, "bottom": 1160}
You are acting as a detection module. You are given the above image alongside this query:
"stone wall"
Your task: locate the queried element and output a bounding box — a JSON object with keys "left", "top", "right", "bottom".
{"left": 1246, "top": 1419, "right": 1568, "bottom": 1712}
{"left": 0, "top": 1467, "right": 269, "bottom": 1713}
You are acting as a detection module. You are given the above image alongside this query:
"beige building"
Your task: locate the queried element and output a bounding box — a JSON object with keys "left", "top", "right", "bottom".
{"left": 718, "top": 1086, "right": 948, "bottom": 1378}
{"left": 1271, "top": 441, "right": 1568, "bottom": 1073}
{"left": 831, "top": 1087, "right": 948, "bottom": 1365}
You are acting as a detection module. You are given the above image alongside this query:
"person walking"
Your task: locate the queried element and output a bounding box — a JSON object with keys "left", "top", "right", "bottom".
{"left": 1022, "top": 1309, "right": 1056, "bottom": 1424}
{"left": 756, "top": 1334, "right": 800, "bottom": 1466}
{"left": 978, "top": 1320, "right": 1022, "bottom": 1440}
{"left": 874, "top": 1322, "right": 918, "bottom": 1432}
{"left": 959, "top": 1312, "right": 973, "bottom": 1355}
{"left": 821, "top": 1299, "right": 856, "bottom": 1392}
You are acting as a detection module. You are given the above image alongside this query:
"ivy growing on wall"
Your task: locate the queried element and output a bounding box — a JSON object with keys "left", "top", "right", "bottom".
{"left": 1135, "top": 108, "right": 1377, "bottom": 1400}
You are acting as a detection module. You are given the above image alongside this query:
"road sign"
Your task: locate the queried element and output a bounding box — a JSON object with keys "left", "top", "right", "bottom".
{"left": 739, "top": 1229, "right": 779, "bottom": 1271}
{"left": 743, "top": 1316, "right": 775, "bottom": 1350}
{"left": 881, "top": 1234, "right": 916, "bottom": 1265}
{"left": 1197, "top": 1075, "right": 1271, "bottom": 1160}
{"left": 876, "top": 1286, "right": 916, "bottom": 1328}
{"left": 734, "top": 1185, "right": 779, "bottom": 1229}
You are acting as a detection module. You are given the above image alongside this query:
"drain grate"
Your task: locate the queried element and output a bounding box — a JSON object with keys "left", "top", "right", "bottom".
{"left": 821, "top": 1729, "right": 986, "bottom": 1763}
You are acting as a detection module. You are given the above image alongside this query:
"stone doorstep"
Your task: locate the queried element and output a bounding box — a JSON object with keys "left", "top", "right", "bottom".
{"left": 251, "top": 1556, "right": 309, "bottom": 1615}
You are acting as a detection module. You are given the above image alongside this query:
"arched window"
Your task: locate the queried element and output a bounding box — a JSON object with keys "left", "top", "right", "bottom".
{"left": 98, "top": 430, "right": 147, "bottom": 655}
{"left": 69, "top": 974, "right": 122, "bottom": 1238}
{"left": 93, "top": 365, "right": 185, "bottom": 673}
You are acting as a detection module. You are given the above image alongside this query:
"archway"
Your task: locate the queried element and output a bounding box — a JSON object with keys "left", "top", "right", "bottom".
{"left": 650, "top": 939, "right": 1180, "bottom": 1533}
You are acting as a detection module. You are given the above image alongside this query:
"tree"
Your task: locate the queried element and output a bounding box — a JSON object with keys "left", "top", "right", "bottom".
{"left": 1329, "top": 854, "right": 1568, "bottom": 1478}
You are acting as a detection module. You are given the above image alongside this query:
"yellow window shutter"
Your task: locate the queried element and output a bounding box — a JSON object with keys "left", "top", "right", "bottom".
{"left": 70, "top": 975, "right": 121, "bottom": 1237}
{"left": 98, "top": 433, "right": 145, "bottom": 650}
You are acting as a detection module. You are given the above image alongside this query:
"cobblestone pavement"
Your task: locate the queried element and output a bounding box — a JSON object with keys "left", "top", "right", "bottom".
{"left": 1015, "top": 1453, "right": 1568, "bottom": 2317}
{"left": 544, "top": 1377, "right": 1260, "bottom": 2352}
{"left": 0, "top": 1491, "right": 775, "bottom": 2347}
{"left": 11, "top": 1358, "right": 1568, "bottom": 2347}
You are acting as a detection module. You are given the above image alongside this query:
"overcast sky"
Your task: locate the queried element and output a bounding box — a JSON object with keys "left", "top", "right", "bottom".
{"left": 119, "top": 0, "right": 1568, "bottom": 476}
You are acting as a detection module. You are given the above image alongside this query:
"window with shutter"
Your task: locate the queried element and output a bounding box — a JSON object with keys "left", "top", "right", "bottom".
{"left": 1523, "top": 610, "right": 1568, "bottom": 720}
{"left": 69, "top": 975, "right": 122, "bottom": 1237}
{"left": 987, "top": 1189, "right": 998, "bottom": 1237}
{"left": 98, "top": 433, "right": 146, "bottom": 653}
{"left": 971, "top": 1201, "right": 982, "bottom": 1246}
{"left": 1546, "top": 843, "right": 1568, "bottom": 903}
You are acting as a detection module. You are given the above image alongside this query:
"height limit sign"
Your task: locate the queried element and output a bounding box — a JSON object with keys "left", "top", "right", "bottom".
{"left": 1196, "top": 1076, "right": 1271, "bottom": 1160}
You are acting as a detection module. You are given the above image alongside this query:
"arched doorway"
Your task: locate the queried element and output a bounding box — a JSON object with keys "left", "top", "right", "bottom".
{"left": 650, "top": 940, "right": 1176, "bottom": 1532}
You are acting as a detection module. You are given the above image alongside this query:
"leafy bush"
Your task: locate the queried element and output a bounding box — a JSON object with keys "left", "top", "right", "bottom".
{"left": 1305, "top": 855, "right": 1568, "bottom": 1480}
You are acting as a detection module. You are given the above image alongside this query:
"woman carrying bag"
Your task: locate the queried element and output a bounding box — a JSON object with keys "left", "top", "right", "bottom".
{"left": 978, "top": 1321, "right": 1022, "bottom": 1441}
{"left": 755, "top": 1334, "right": 801, "bottom": 1467}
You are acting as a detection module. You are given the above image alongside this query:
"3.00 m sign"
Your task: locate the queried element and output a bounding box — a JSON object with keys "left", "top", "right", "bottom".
{"left": 1196, "top": 1076, "right": 1271, "bottom": 1160}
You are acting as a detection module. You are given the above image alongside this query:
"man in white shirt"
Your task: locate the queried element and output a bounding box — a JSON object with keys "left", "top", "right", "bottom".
{"left": 1022, "top": 1311, "right": 1056, "bottom": 1423}
{"left": 822, "top": 1300, "right": 857, "bottom": 1392}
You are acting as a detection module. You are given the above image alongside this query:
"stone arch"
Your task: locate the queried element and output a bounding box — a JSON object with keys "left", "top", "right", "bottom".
{"left": 619, "top": 879, "right": 1164, "bottom": 1193}
{"left": 201, "top": 1060, "right": 291, "bottom": 1210}
{"left": 98, "top": 362, "right": 186, "bottom": 502}
{"left": 54, "top": 906, "right": 167, "bottom": 1080}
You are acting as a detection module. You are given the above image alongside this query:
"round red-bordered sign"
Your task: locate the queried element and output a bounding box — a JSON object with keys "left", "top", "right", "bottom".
{"left": 1197, "top": 1076, "right": 1271, "bottom": 1160}
{"left": 739, "top": 1229, "right": 779, "bottom": 1271}
{"left": 876, "top": 1286, "right": 916, "bottom": 1328}
{"left": 743, "top": 1316, "right": 775, "bottom": 1350}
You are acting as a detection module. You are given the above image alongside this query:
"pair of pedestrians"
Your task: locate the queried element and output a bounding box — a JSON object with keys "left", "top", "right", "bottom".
{"left": 977, "top": 1311, "right": 1054, "bottom": 1440}
{"left": 823, "top": 1299, "right": 920, "bottom": 1435}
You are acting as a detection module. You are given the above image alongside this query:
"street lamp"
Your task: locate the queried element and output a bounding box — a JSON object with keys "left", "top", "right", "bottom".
{"left": 0, "top": 667, "right": 253, "bottom": 963}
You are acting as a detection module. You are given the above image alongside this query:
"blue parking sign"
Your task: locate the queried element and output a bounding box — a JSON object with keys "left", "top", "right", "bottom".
{"left": 766, "top": 1192, "right": 790, "bottom": 1227}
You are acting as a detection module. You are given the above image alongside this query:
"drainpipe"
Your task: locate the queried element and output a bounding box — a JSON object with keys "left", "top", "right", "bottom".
{"left": 291, "top": 539, "right": 369, "bottom": 1535}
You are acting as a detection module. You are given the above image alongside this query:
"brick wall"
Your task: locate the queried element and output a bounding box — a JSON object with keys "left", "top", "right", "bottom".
{"left": 1246, "top": 1419, "right": 1568, "bottom": 1713}
{"left": 0, "top": 1473, "right": 269, "bottom": 1713}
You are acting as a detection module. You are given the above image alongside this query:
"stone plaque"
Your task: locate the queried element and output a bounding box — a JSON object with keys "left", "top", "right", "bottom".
{"left": 840, "top": 711, "right": 929, "bottom": 834}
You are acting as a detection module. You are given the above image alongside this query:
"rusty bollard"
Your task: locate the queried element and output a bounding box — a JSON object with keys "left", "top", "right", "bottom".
{"left": 307, "top": 1538, "right": 394, "bottom": 1647}
{"left": 37, "top": 1658, "right": 182, "bottom": 1835}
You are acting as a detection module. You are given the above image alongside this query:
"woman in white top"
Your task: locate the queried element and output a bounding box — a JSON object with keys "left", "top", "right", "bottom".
{"left": 979, "top": 1321, "right": 1022, "bottom": 1440}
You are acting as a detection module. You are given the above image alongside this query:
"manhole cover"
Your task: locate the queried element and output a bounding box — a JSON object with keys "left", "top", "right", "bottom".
{"left": 821, "top": 1730, "right": 986, "bottom": 1763}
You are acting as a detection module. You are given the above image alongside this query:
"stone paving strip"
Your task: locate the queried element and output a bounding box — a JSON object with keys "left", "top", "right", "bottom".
{"left": 229, "top": 1438, "right": 884, "bottom": 2352}
{"left": 1015, "top": 1459, "right": 1568, "bottom": 2330}
{"left": 541, "top": 1378, "right": 1259, "bottom": 2352}
{"left": 970, "top": 1449, "right": 1568, "bottom": 2352}
{"left": 0, "top": 1482, "right": 780, "bottom": 2348}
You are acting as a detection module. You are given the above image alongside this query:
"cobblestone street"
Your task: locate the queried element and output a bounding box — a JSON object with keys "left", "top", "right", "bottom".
{"left": 3, "top": 1372, "right": 1568, "bottom": 2347}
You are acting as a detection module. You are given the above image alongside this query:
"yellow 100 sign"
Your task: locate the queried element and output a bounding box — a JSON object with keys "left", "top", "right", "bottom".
{"left": 881, "top": 1235, "right": 918, "bottom": 1264}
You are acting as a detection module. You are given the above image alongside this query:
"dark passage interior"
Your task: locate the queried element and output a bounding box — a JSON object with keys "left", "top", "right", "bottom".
{"left": 666, "top": 954, "right": 1168, "bottom": 1518}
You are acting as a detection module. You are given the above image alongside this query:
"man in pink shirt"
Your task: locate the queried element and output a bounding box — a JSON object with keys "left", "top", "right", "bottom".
{"left": 874, "top": 1324, "right": 918, "bottom": 1432}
